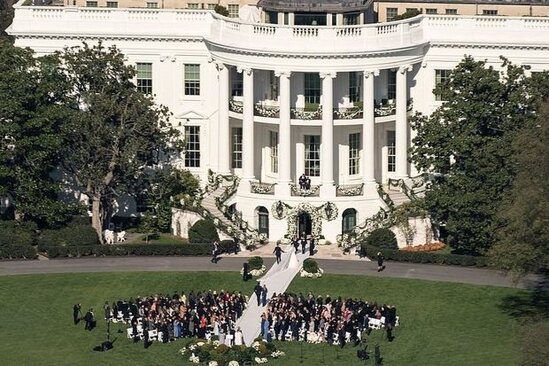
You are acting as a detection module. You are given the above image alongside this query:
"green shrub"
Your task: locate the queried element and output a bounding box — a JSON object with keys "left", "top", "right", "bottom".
{"left": 303, "top": 258, "right": 319, "bottom": 273}
{"left": 365, "top": 228, "right": 398, "bottom": 249}
{"left": 37, "top": 222, "right": 99, "bottom": 250}
{"left": 247, "top": 256, "right": 263, "bottom": 270}
{"left": 44, "top": 243, "right": 212, "bottom": 258}
{"left": 0, "top": 220, "right": 37, "bottom": 246}
{"left": 0, "top": 245, "right": 37, "bottom": 259}
{"left": 188, "top": 219, "right": 219, "bottom": 244}
{"left": 361, "top": 245, "right": 487, "bottom": 267}
{"left": 214, "top": 4, "right": 229, "bottom": 17}
{"left": 219, "top": 240, "right": 238, "bottom": 254}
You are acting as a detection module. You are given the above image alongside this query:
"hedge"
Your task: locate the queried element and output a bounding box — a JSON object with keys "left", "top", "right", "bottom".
{"left": 365, "top": 228, "right": 398, "bottom": 249}
{"left": 303, "top": 258, "right": 320, "bottom": 273}
{"left": 248, "top": 256, "right": 264, "bottom": 270}
{"left": 0, "top": 220, "right": 36, "bottom": 246}
{"left": 37, "top": 224, "right": 99, "bottom": 250}
{"left": 219, "top": 240, "right": 239, "bottom": 254}
{"left": 361, "top": 244, "right": 487, "bottom": 267}
{"left": 44, "top": 243, "right": 213, "bottom": 258}
{"left": 188, "top": 219, "right": 220, "bottom": 243}
{"left": 0, "top": 245, "right": 38, "bottom": 260}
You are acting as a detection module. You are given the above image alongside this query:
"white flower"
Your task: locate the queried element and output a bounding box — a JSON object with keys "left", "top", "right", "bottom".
{"left": 212, "top": 340, "right": 220, "bottom": 347}
{"left": 189, "top": 353, "right": 200, "bottom": 364}
{"left": 254, "top": 357, "right": 268, "bottom": 364}
{"left": 189, "top": 344, "right": 197, "bottom": 351}
{"left": 179, "top": 347, "right": 187, "bottom": 355}
{"left": 271, "top": 350, "right": 285, "bottom": 358}
{"left": 208, "top": 361, "right": 219, "bottom": 366}
{"left": 228, "top": 361, "right": 240, "bottom": 366}
{"left": 197, "top": 341, "right": 205, "bottom": 347}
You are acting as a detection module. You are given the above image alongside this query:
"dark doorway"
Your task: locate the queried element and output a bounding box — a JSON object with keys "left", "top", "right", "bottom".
{"left": 297, "top": 213, "right": 312, "bottom": 237}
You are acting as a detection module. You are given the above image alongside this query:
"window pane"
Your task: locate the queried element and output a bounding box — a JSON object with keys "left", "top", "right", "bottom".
{"left": 231, "top": 70, "right": 243, "bottom": 97}
{"left": 386, "top": 8, "right": 398, "bottom": 21}
{"left": 304, "top": 73, "right": 321, "bottom": 105}
{"left": 106, "top": 1, "right": 118, "bottom": 8}
{"left": 304, "top": 135, "right": 321, "bottom": 177}
{"left": 446, "top": 9, "right": 458, "bottom": 15}
{"left": 184, "top": 64, "right": 200, "bottom": 96}
{"left": 232, "top": 127, "right": 242, "bottom": 169}
{"left": 387, "top": 70, "right": 396, "bottom": 100}
{"left": 185, "top": 126, "right": 200, "bottom": 168}
{"left": 349, "top": 72, "right": 362, "bottom": 103}
{"left": 387, "top": 131, "right": 396, "bottom": 173}
{"left": 349, "top": 132, "right": 361, "bottom": 175}
{"left": 136, "top": 63, "right": 153, "bottom": 94}
{"left": 435, "top": 69, "right": 451, "bottom": 101}
{"left": 270, "top": 131, "right": 278, "bottom": 173}
{"left": 228, "top": 4, "right": 239, "bottom": 18}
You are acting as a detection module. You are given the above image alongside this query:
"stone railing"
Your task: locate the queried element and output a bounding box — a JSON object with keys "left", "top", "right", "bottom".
{"left": 250, "top": 182, "right": 275, "bottom": 195}
{"left": 254, "top": 104, "right": 280, "bottom": 118}
{"left": 229, "top": 99, "right": 243, "bottom": 114}
{"left": 290, "top": 183, "right": 321, "bottom": 197}
{"left": 290, "top": 107, "right": 322, "bottom": 120}
{"left": 336, "top": 183, "right": 364, "bottom": 197}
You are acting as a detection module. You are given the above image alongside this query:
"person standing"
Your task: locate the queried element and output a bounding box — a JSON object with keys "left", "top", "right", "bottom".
{"left": 211, "top": 241, "right": 219, "bottom": 264}
{"left": 261, "top": 284, "right": 268, "bottom": 307}
{"left": 377, "top": 252, "right": 385, "bottom": 272}
{"left": 293, "top": 235, "right": 299, "bottom": 253}
{"left": 273, "top": 243, "right": 284, "bottom": 264}
{"left": 73, "top": 303, "right": 81, "bottom": 325}
{"left": 301, "top": 236, "right": 307, "bottom": 254}
{"left": 262, "top": 314, "right": 271, "bottom": 342}
{"left": 254, "top": 281, "right": 262, "bottom": 306}
{"left": 309, "top": 237, "right": 315, "bottom": 256}
{"left": 84, "top": 308, "right": 95, "bottom": 331}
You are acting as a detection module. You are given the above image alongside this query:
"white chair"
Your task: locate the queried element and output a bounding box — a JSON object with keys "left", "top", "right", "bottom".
{"left": 126, "top": 328, "right": 134, "bottom": 339}
{"left": 117, "top": 231, "right": 126, "bottom": 243}
{"left": 148, "top": 329, "right": 158, "bottom": 341}
{"left": 369, "top": 319, "right": 381, "bottom": 330}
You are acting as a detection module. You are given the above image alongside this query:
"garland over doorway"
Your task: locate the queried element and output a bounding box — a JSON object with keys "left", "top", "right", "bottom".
{"left": 271, "top": 201, "right": 338, "bottom": 239}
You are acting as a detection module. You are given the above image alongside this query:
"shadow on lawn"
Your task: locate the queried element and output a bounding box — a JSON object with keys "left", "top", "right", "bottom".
{"left": 498, "top": 276, "right": 549, "bottom": 323}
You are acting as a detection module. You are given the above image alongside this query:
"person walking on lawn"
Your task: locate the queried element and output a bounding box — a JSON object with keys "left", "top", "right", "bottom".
{"left": 377, "top": 252, "right": 385, "bottom": 272}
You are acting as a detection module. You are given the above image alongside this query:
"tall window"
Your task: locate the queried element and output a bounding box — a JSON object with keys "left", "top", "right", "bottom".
{"left": 184, "top": 126, "right": 200, "bottom": 168}
{"left": 349, "top": 133, "right": 361, "bottom": 175}
{"left": 231, "top": 70, "right": 243, "bottom": 97}
{"left": 342, "top": 208, "right": 357, "bottom": 234}
{"left": 386, "top": 8, "right": 398, "bottom": 21}
{"left": 228, "top": 4, "right": 239, "bottom": 18}
{"left": 136, "top": 63, "right": 153, "bottom": 94}
{"left": 304, "top": 73, "right": 321, "bottom": 105}
{"left": 106, "top": 1, "right": 118, "bottom": 8}
{"left": 257, "top": 207, "right": 269, "bottom": 236}
{"left": 445, "top": 8, "right": 458, "bottom": 15}
{"left": 270, "top": 131, "right": 278, "bottom": 173}
{"left": 269, "top": 71, "right": 279, "bottom": 100}
{"left": 435, "top": 69, "right": 451, "bottom": 101}
{"left": 387, "top": 70, "right": 396, "bottom": 100}
{"left": 231, "top": 127, "right": 242, "bottom": 169}
{"left": 184, "top": 64, "right": 200, "bottom": 96}
{"left": 304, "top": 135, "right": 321, "bottom": 177}
{"left": 349, "top": 72, "right": 362, "bottom": 103}
{"left": 387, "top": 131, "right": 396, "bottom": 173}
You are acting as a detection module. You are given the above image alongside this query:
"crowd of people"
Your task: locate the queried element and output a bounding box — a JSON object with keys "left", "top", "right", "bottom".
{"left": 75, "top": 290, "right": 249, "bottom": 347}
{"left": 261, "top": 292, "right": 398, "bottom": 347}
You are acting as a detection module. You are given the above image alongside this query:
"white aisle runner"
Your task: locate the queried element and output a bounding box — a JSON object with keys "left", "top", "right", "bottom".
{"left": 236, "top": 245, "right": 310, "bottom": 345}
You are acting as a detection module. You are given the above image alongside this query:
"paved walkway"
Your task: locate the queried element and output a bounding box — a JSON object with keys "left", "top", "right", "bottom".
{"left": 0, "top": 252, "right": 538, "bottom": 289}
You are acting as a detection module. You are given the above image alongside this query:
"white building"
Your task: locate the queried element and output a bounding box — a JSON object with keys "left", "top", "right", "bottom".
{"left": 7, "top": 0, "right": 549, "bottom": 244}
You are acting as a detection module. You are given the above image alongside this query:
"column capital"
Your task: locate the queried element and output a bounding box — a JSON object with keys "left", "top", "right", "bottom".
{"left": 275, "top": 70, "right": 292, "bottom": 78}
{"left": 237, "top": 66, "right": 253, "bottom": 75}
{"left": 398, "top": 65, "right": 413, "bottom": 74}
{"left": 363, "top": 69, "right": 380, "bottom": 78}
{"left": 319, "top": 71, "right": 337, "bottom": 79}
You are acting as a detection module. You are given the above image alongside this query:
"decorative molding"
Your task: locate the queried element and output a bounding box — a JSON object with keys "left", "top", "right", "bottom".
{"left": 363, "top": 70, "right": 380, "bottom": 78}
{"left": 159, "top": 54, "right": 176, "bottom": 62}
{"left": 274, "top": 70, "right": 292, "bottom": 78}
{"left": 319, "top": 71, "right": 337, "bottom": 79}
{"left": 398, "top": 65, "right": 413, "bottom": 74}
{"left": 237, "top": 66, "right": 253, "bottom": 75}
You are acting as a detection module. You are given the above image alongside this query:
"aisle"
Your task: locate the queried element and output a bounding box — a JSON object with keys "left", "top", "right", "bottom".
{"left": 236, "top": 245, "right": 310, "bottom": 345}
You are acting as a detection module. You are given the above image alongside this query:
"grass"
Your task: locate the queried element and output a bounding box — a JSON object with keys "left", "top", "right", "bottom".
{"left": 0, "top": 272, "right": 527, "bottom": 366}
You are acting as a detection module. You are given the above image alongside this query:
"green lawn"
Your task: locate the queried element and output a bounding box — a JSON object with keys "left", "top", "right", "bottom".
{"left": 0, "top": 272, "right": 526, "bottom": 366}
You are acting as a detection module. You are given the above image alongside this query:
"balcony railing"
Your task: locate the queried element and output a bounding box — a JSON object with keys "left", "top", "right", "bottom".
{"left": 254, "top": 104, "right": 280, "bottom": 118}
{"left": 290, "top": 107, "right": 322, "bottom": 120}
{"left": 229, "top": 99, "right": 243, "bottom": 113}
{"left": 336, "top": 183, "right": 364, "bottom": 197}
{"left": 250, "top": 182, "right": 275, "bottom": 195}
{"left": 290, "top": 183, "right": 320, "bottom": 197}
{"left": 334, "top": 98, "right": 414, "bottom": 119}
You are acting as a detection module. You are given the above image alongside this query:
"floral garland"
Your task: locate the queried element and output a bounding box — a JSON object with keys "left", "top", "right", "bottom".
{"left": 180, "top": 338, "right": 285, "bottom": 365}
{"left": 271, "top": 201, "right": 338, "bottom": 240}
{"left": 299, "top": 267, "right": 324, "bottom": 278}
{"left": 240, "top": 265, "right": 266, "bottom": 277}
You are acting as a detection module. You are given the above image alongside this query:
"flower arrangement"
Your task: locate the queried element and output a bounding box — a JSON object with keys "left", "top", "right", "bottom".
{"left": 400, "top": 242, "right": 446, "bottom": 252}
{"left": 180, "top": 338, "right": 284, "bottom": 365}
{"left": 241, "top": 265, "right": 266, "bottom": 277}
{"left": 300, "top": 267, "right": 324, "bottom": 278}
{"left": 300, "top": 258, "right": 324, "bottom": 278}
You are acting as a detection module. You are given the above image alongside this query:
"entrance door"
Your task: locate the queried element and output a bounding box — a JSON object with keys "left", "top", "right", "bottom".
{"left": 297, "top": 213, "right": 312, "bottom": 238}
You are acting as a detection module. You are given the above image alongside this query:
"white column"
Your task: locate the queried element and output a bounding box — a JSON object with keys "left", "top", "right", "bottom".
{"left": 363, "top": 70, "right": 379, "bottom": 184}
{"left": 241, "top": 67, "right": 255, "bottom": 180}
{"left": 217, "top": 63, "right": 230, "bottom": 174}
{"left": 276, "top": 71, "right": 291, "bottom": 196}
{"left": 396, "top": 65, "right": 411, "bottom": 178}
{"left": 320, "top": 72, "right": 336, "bottom": 196}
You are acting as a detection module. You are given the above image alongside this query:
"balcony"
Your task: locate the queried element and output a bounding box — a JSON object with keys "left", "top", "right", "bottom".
{"left": 250, "top": 182, "right": 276, "bottom": 195}
{"left": 290, "top": 183, "right": 320, "bottom": 197}
{"left": 336, "top": 183, "right": 364, "bottom": 197}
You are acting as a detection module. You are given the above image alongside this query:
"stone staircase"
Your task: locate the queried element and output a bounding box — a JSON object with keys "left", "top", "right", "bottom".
{"left": 201, "top": 186, "right": 234, "bottom": 229}
{"left": 384, "top": 185, "right": 411, "bottom": 206}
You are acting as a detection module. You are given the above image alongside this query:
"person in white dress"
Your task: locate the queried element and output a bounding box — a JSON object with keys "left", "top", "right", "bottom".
{"left": 234, "top": 327, "right": 244, "bottom": 346}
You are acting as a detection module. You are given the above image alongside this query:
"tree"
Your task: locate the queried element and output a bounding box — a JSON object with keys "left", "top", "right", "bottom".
{"left": 58, "top": 43, "right": 181, "bottom": 242}
{"left": 0, "top": 40, "right": 77, "bottom": 226}
{"left": 214, "top": 5, "right": 229, "bottom": 17}
{"left": 0, "top": 0, "right": 15, "bottom": 41}
{"left": 410, "top": 57, "right": 549, "bottom": 255}
{"left": 489, "top": 101, "right": 549, "bottom": 277}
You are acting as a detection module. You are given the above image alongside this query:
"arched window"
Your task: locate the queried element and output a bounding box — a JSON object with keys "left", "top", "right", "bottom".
{"left": 342, "top": 208, "right": 357, "bottom": 234}
{"left": 257, "top": 206, "right": 269, "bottom": 236}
